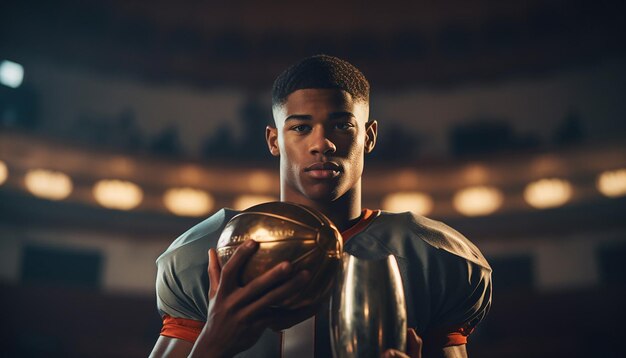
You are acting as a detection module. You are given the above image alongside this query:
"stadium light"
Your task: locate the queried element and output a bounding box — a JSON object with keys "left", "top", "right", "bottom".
{"left": 24, "top": 169, "right": 73, "bottom": 200}
{"left": 381, "top": 192, "right": 434, "bottom": 216}
{"left": 93, "top": 179, "right": 143, "bottom": 210}
{"left": 247, "top": 171, "right": 275, "bottom": 193}
{"left": 0, "top": 160, "right": 7, "bottom": 186}
{"left": 164, "top": 187, "right": 214, "bottom": 217}
{"left": 597, "top": 169, "right": 626, "bottom": 198}
{"left": 453, "top": 186, "right": 503, "bottom": 216}
{"left": 524, "top": 178, "right": 572, "bottom": 209}
{"left": 0, "top": 60, "right": 24, "bottom": 88}
{"left": 233, "top": 195, "right": 278, "bottom": 211}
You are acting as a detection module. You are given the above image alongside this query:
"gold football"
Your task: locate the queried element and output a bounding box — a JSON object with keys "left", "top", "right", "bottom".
{"left": 216, "top": 201, "right": 343, "bottom": 309}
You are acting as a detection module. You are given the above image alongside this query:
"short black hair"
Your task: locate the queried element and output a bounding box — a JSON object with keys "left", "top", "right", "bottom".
{"left": 271, "top": 55, "right": 370, "bottom": 108}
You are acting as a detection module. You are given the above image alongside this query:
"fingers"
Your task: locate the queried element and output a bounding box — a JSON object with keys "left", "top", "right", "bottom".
{"left": 219, "top": 240, "right": 259, "bottom": 290}
{"left": 240, "top": 270, "right": 311, "bottom": 319}
{"left": 210, "top": 240, "right": 311, "bottom": 327}
{"left": 238, "top": 261, "right": 294, "bottom": 299}
{"left": 208, "top": 249, "right": 221, "bottom": 299}
{"left": 381, "top": 350, "right": 409, "bottom": 358}
{"left": 406, "top": 328, "right": 423, "bottom": 358}
{"left": 380, "top": 329, "right": 422, "bottom": 358}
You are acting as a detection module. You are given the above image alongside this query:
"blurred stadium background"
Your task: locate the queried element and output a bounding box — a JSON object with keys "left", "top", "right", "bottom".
{"left": 1, "top": 0, "right": 625, "bottom": 357}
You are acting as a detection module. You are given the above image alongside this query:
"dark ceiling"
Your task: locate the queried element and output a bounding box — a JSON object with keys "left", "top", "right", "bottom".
{"left": 2, "top": 0, "right": 625, "bottom": 89}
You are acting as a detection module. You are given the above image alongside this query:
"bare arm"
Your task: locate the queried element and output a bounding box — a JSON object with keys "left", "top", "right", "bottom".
{"left": 425, "top": 344, "right": 467, "bottom": 358}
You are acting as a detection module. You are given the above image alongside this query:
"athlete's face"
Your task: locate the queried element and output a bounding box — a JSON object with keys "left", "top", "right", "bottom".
{"left": 267, "top": 88, "right": 377, "bottom": 204}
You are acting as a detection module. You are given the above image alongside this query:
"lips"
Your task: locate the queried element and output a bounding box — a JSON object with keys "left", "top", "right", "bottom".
{"left": 304, "top": 162, "right": 341, "bottom": 179}
{"left": 305, "top": 162, "right": 341, "bottom": 171}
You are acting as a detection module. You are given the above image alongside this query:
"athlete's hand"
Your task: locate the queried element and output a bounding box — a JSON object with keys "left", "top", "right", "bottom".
{"left": 381, "top": 328, "right": 423, "bottom": 358}
{"left": 189, "top": 240, "right": 311, "bottom": 357}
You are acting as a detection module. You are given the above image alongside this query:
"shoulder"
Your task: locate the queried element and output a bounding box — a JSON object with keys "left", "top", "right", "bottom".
{"left": 155, "top": 208, "right": 239, "bottom": 320}
{"left": 360, "top": 211, "right": 490, "bottom": 270}
{"left": 406, "top": 212, "right": 491, "bottom": 271}
{"left": 157, "top": 208, "right": 239, "bottom": 269}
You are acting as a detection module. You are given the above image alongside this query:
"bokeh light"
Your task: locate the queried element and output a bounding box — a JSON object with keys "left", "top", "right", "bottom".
{"left": 93, "top": 179, "right": 143, "bottom": 210}
{"left": 596, "top": 169, "right": 626, "bottom": 198}
{"left": 381, "top": 192, "right": 434, "bottom": 215}
{"left": 163, "top": 187, "right": 213, "bottom": 217}
{"left": 453, "top": 186, "right": 503, "bottom": 216}
{"left": 0, "top": 160, "right": 7, "bottom": 186}
{"left": 233, "top": 195, "right": 278, "bottom": 210}
{"left": 247, "top": 171, "right": 274, "bottom": 193}
{"left": 524, "top": 178, "right": 572, "bottom": 209}
{"left": 24, "top": 169, "right": 73, "bottom": 200}
{"left": 0, "top": 60, "right": 24, "bottom": 88}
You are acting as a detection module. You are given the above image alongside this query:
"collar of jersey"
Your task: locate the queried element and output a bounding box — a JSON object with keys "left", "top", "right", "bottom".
{"left": 341, "top": 208, "right": 381, "bottom": 242}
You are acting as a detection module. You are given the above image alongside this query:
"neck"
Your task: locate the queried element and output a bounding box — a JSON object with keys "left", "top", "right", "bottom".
{"left": 281, "top": 182, "right": 363, "bottom": 232}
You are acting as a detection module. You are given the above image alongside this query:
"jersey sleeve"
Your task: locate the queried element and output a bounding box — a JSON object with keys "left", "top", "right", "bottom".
{"left": 423, "top": 256, "right": 492, "bottom": 347}
{"left": 155, "top": 251, "right": 209, "bottom": 342}
{"left": 409, "top": 213, "right": 493, "bottom": 348}
{"left": 154, "top": 209, "right": 236, "bottom": 342}
{"left": 160, "top": 314, "right": 205, "bottom": 343}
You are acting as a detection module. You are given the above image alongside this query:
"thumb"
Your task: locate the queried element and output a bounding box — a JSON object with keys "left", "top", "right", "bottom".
{"left": 208, "top": 249, "right": 222, "bottom": 299}
{"left": 407, "top": 328, "right": 423, "bottom": 358}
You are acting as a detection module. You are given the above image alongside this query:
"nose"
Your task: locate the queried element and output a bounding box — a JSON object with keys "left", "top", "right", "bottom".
{"left": 309, "top": 126, "right": 336, "bottom": 155}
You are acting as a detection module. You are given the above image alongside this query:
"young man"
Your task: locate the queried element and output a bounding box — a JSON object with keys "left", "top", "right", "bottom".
{"left": 150, "top": 55, "right": 492, "bottom": 358}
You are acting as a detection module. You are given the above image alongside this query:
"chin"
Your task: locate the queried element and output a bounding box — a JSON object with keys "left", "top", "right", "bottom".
{"left": 303, "top": 190, "right": 338, "bottom": 203}
{"left": 303, "top": 185, "right": 345, "bottom": 203}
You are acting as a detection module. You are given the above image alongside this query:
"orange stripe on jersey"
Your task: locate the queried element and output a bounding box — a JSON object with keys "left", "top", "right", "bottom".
{"left": 160, "top": 314, "right": 204, "bottom": 343}
{"left": 444, "top": 331, "right": 469, "bottom": 346}
{"left": 341, "top": 209, "right": 380, "bottom": 242}
{"left": 423, "top": 325, "right": 474, "bottom": 348}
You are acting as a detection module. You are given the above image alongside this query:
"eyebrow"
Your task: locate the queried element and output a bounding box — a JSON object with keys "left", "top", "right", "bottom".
{"left": 284, "top": 111, "right": 355, "bottom": 122}
{"left": 285, "top": 114, "right": 312, "bottom": 121}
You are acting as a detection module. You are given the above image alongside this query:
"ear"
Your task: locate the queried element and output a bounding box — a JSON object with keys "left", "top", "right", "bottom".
{"left": 266, "top": 125, "right": 280, "bottom": 157}
{"left": 364, "top": 120, "right": 378, "bottom": 154}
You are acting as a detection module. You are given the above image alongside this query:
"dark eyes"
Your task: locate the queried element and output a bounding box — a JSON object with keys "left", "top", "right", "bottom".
{"left": 335, "top": 122, "right": 354, "bottom": 130}
{"left": 291, "top": 124, "right": 311, "bottom": 132}
{"left": 289, "top": 123, "right": 354, "bottom": 133}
